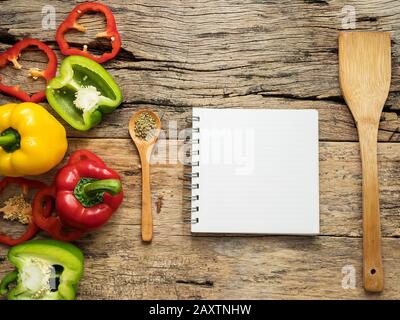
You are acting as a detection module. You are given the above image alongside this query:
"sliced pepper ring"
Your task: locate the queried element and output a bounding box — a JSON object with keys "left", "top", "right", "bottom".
{"left": 0, "top": 39, "right": 57, "bottom": 102}
{"left": 32, "top": 186, "right": 85, "bottom": 242}
{"left": 0, "top": 177, "right": 50, "bottom": 246}
{"left": 56, "top": 2, "right": 122, "bottom": 63}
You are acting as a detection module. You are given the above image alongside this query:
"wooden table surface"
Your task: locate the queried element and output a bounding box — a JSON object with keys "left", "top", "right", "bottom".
{"left": 0, "top": 0, "right": 399, "bottom": 299}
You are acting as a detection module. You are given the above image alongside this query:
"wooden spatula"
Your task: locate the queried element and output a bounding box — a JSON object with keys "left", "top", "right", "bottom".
{"left": 339, "top": 31, "right": 391, "bottom": 292}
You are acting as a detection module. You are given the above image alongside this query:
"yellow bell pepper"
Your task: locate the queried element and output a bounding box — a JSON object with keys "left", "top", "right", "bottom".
{"left": 0, "top": 103, "right": 67, "bottom": 177}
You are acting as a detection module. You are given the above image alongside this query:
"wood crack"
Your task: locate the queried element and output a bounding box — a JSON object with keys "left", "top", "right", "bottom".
{"left": 259, "top": 92, "right": 345, "bottom": 104}
{"left": 129, "top": 98, "right": 194, "bottom": 109}
{"left": 0, "top": 29, "right": 18, "bottom": 45}
{"left": 111, "top": 62, "right": 249, "bottom": 73}
{"left": 176, "top": 279, "right": 214, "bottom": 287}
{"left": 303, "top": 0, "right": 329, "bottom": 5}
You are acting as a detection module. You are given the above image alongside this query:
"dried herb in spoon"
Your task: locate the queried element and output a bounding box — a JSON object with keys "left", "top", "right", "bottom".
{"left": 134, "top": 112, "right": 157, "bottom": 140}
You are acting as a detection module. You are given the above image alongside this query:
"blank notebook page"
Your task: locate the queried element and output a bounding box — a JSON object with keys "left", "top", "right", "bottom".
{"left": 190, "top": 108, "right": 319, "bottom": 235}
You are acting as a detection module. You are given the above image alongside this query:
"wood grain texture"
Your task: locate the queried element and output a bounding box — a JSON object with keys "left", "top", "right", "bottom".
{"left": 0, "top": 0, "right": 399, "bottom": 299}
{"left": 0, "top": 0, "right": 400, "bottom": 141}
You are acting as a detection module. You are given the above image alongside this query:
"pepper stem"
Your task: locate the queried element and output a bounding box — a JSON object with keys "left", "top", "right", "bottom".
{"left": 82, "top": 179, "right": 122, "bottom": 197}
{"left": 0, "top": 133, "right": 16, "bottom": 146}
{"left": 74, "top": 178, "right": 121, "bottom": 208}
{"left": 0, "top": 128, "right": 20, "bottom": 153}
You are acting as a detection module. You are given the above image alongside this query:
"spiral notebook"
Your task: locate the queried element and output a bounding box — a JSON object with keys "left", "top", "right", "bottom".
{"left": 186, "top": 108, "right": 319, "bottom": 235}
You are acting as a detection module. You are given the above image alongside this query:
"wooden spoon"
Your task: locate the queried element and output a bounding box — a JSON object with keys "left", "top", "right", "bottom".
{"left": 129, "top": 110, "right": 161, "bottom": 242}
{"left": 339, "top": 31, "right": 391, "bottom": 292}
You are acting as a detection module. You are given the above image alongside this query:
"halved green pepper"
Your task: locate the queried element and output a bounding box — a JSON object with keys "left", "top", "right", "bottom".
{"left": 0, "top": 239, "right": 84, "bottom": 300}
{"left": 46, "top": 55, "right": 122, "bottom": 131}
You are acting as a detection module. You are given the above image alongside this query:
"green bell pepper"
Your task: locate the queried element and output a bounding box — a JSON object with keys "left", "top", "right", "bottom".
{"left": 0, "top": 239, "right": 84, "bottom": 300}
{"left": 46, "top": 55, "right": 122, "bottom": 131}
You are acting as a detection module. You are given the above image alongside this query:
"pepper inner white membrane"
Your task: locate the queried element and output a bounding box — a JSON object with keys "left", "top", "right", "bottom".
{"left": 73, "top": 85, "right": 102, "bottom": 114}
{"left": 18, "top": 257, "right": 57, "bottom": 298}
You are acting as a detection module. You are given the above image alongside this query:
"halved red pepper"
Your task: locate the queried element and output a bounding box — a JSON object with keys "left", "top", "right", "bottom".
{"left": 0, "top": 177, "right": 50, "bottom": 246}
{"left": 56, "top": 2, "right": 122, "bottom": 63}
{"left": 0, "top": 39, "right": 57, "bottom": 102}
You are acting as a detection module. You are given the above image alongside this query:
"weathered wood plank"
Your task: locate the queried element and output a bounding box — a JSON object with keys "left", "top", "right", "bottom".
{"left": 0, "top": 0, "right": 399, "bottom": 141}
{"left": 1, "top": 231, "right": 400, "bottom": 299}
{"left": 1, "top": 139, "right": 399, "bottom": 239}
{"left": 67, "top": 235, "right": 400, "bottom": 299}
{"left": 0, "top": 96, "right": 398, "bottom": 142}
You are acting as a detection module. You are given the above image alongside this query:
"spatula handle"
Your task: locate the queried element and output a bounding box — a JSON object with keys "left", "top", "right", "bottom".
{"left": 140, "top": 153, "right": 153, "bottom": 242}
{"left": 358, "top": 122, "right": 384, "bottom": 292}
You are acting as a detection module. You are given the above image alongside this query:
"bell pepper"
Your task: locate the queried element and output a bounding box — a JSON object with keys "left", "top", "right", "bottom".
{"left": 0, "top": 177, "right": 51, "bottom": 246}
{"left": 0, "top": 239, "right": 84, "bottom": 300}
{"left": 56, "top": 2, "right": 121, "bottom": 64}
{"left": 0, "top": 103, "right": 68, "bottom": 176}
{"left": 32, "top": 150, "right": 123, "bottom": 238}
{"left": 55, "top": 150, "right": 123, "bottom": 230}
{"left": 46, "top": 55, "right": 122, "bottom": 131}
{"left": 0, "top": 39, "right": 57, "bottom": 102}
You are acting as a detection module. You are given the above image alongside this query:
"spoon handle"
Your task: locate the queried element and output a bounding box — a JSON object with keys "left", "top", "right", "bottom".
{"left": 358, "top": 121, "right": 384, "bottom": 292}
{"left": 140, "top": 154, "right": 153, "bottom": 242}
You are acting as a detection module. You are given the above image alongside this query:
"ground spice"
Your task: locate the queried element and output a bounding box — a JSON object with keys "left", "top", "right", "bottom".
{"left": 135, "top": 112, "right": 157, "bottom": 140}
{"left": 0, "top": 194, "right": 32, "bottom": 224}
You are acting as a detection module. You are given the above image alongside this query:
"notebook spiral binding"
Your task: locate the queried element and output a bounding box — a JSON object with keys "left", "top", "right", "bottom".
{"left": 183, "top": 115, "right": 200, "bottom": 224}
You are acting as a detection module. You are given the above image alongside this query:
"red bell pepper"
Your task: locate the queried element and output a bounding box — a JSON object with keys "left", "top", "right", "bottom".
{"left": 56, "top": 2, "right": 122, "bottom": 63}
{"left": 55, "top": 150, "right": 123, "bottom": 230}
{"left": 0, "top": 39, "right": 57, "bottom": 102}
{"left": 0, "top": 177, "right": 50, "bottom": 246}
{"left": 32, "top": 186, "right": 85, "bottom": 242}
{"left": 32, "top": 150, "right": 123, "bottom": 241}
